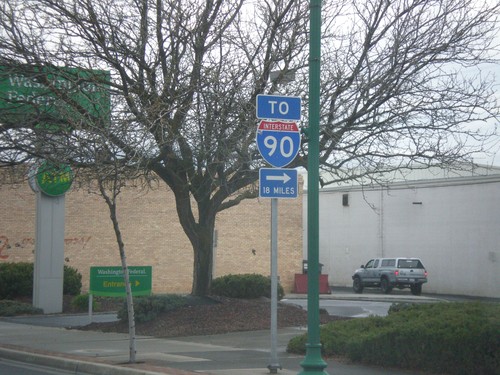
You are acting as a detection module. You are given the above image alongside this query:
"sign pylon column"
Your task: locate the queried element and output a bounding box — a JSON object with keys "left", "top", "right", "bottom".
{"left": 33, "top": 192, "right": 65, "bottom": 314}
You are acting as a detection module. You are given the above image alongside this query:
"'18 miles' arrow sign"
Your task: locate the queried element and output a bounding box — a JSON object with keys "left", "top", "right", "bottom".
{"left": 259, "top": 168, "right": 298, "bottom": 199}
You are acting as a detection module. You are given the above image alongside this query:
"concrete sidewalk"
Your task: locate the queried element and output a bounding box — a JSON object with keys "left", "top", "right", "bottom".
{"left": 0, "top": 318, "right": 427, "bottom": 375}
{"left": 0, "top": 289, "right": 472, "bottom": 375}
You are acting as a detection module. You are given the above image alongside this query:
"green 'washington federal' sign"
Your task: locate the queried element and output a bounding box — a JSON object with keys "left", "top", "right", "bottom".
{"left": 90, "top": 266, "right": 152, "bottom": 297}
{"left": 0, "top": 65, "right": 110, "bottom": 130}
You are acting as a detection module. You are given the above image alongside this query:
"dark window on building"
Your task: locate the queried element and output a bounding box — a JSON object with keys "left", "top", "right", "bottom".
{"left": 342, "top": 193, "right": 349, "bottom": 206}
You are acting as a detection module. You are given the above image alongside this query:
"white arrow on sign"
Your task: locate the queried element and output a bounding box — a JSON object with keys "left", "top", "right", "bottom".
{"left": 266, "top": 172, "right": 291, "bottom": 184}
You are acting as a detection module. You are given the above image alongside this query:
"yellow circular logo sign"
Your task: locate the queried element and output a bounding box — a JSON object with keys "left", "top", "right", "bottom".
{"left": 36, "top": 161, "right": 74, "bottom": 196}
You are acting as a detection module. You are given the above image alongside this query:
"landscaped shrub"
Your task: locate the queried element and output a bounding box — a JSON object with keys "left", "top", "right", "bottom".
{"left": 118, "top": 294, "right": 188, "bottom": 323}
{"left": 0, "top": 262, "right": 34, "bottom": 298}
{"left": 63, "top": 265, "right": 82, "bottom": 295}
{"left": 71, "top": 293, "right": 105, "bottom": 311}
{"left": 0, "top": 300, "right": 43, "bottom": 316}
{"left": 387, "top": 302, "right": 416, "bottom": 314}
{"left": 287, "top": 302, "right": 500, "bottom": 375}
{"left": 0, "top": 262, "right": 82, "bottom": 299}
{"left": 210, "top": 273, "right": 284, "bottom": 299}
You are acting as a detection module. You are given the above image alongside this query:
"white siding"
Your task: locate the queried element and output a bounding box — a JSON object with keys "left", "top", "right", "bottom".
{"left": 304, "top": 176, "right": 500, "bottom": 298}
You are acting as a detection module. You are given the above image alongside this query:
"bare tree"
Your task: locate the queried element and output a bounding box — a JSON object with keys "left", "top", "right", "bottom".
{"left": 313, "top": 0, "right": 500, "bottom": 185}
{"left": 0, "top": 0, "right": 499, "bottom": 296}
{"left": 86, "top": 147, "right": 144, "bottom": 363}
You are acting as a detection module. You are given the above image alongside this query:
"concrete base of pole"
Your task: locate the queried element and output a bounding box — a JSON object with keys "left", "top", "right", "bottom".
{"left": 33, "top": 192, "right": 65, "bottom": 314}
{"left": 268, "top": 363, "right": 282, "bottom": 374}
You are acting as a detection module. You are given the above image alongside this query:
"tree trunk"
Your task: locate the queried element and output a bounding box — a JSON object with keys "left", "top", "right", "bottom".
{"left": 98, "top": 183, "right": 136, "bottom": 363}
{"left": 165, "top": 176, "right": 218, "bottom": 297}
{"left": 191, "top": 219, "right": 215, "bottom": 296}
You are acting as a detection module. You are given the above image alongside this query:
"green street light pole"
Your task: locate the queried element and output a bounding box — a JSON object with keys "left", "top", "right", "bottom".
{"left": 299, "top": 0, "right": 328, "bottom": 374}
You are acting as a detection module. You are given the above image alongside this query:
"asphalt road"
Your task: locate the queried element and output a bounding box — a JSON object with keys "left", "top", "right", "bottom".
{"left": 0, "top": 358, "right": 90, "bottom": 375}
{"left": 282, "top": 298, "right": 392, "bottom": 317}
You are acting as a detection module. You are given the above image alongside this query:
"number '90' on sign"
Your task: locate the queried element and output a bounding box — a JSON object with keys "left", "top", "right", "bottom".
{"left": 256, "top": 120, "right": 300, "bottom": 167}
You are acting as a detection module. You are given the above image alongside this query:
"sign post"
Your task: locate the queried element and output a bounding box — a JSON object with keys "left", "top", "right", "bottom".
{"left": 299, "top": 0, "right": 328, "bottom": 374}
{"left": 88, "top": 266, "right": 152, "bottom": 323}
{"left": 3, "top": 65, "right": 111, "bottom": 315}
{"left": 256, "top": 95, "right": 301, "bottom": 374}
{"left": 30, "top": 162, "right": 74, "bottom": 314}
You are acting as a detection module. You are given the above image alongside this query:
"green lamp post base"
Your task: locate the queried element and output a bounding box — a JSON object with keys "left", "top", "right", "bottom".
{"left": 299, "top": 343, "right": 328, "bottom": 374}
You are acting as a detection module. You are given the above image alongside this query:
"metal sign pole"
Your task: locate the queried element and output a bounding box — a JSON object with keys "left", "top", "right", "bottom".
{"left": 268, "top": 198, "right": 281, "bottom": 373}
{"left": 299, "top": 0, "right": 327, "bottom": 373}
{"left": 256, "top": 86, "right": 301, "bottom": 374}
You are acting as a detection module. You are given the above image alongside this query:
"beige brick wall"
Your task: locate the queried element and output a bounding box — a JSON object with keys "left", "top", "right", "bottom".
{"left": 0, "top": 177, "right": 303, "bottom": 294}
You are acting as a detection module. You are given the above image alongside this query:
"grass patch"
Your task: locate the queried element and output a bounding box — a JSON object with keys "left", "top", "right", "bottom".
{"left": 287, "top": 302, "right": 499, "bottom": 375}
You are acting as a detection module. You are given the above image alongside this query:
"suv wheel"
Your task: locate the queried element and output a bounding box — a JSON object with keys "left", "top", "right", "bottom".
{"left": 410, "top": 284, "right": 422, "bottom": 296}
{"left": 353, "top": 277, "right": 364, "bottom": 294}
{"left": 380, "top": 277, "right": 393, "bottom": 294}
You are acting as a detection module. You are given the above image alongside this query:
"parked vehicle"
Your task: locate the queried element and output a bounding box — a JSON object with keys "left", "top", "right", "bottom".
{"left": 352, "top": 258, "right": 428, "bottom": 295}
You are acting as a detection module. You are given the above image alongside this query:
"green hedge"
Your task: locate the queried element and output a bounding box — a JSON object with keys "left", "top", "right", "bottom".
{"left": 0, "top": 262, "right": 33, "bottom": 299}
{"left": 63, "top": 265, "right": 82, "bottom": 295}
{"left": 287, "top": 302, "right": 499, "bottom": 375}
{"left": 0, "top": 262, "right": 82, "bottom": 299}
{"left": 210, "top": 273, "right": 284, "bottom": 299}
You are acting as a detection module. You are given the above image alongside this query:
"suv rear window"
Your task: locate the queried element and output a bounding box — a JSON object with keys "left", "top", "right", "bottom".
{"left": 397, "top": 259, "right": 424, "bottom": 269}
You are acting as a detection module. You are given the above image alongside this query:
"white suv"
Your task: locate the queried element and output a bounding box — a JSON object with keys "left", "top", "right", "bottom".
{"left": 352, "top": 258, "right": 428, "bottom": 295}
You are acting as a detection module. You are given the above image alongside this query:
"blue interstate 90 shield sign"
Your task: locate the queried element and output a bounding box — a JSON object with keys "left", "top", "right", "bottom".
{"left": 256, "top": 120, "right": 300, "bottom": 167}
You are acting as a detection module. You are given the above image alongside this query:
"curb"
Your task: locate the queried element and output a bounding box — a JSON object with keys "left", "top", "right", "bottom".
{"left": 0, "top": 346, "right": 196, "bottom": 375}
{"left": 285, "top": 293, "right": 446, "bottom": 304}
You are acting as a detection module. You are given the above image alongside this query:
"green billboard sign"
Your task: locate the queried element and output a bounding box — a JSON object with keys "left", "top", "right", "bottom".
{"left": 89, "top": 266, "right": 152, "bottom": 297}
{"left": 0, "top": 65, "right": 110, "bottom": 130}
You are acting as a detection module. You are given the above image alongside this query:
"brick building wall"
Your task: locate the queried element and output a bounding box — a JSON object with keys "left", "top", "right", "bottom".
{"left": 0, "top": 176, "right": 303, "bottom": 294}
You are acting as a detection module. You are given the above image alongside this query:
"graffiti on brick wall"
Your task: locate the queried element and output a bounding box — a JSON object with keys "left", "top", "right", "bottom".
{"left": 0, "top": 236, "right": 9, "bottom": 259}
{"left": 0, "top": 235, "right": 92, "bottom": 260}
{"left": 63, "top": 237, "right": 92, "bottom": 247}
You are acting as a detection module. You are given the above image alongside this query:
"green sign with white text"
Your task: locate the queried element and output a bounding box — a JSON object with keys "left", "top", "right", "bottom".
{"left": 89, "top": 266, "right": 152, "bottom": 297}
{"left": 0, "top": 65, "right": 110, "bottom": 131}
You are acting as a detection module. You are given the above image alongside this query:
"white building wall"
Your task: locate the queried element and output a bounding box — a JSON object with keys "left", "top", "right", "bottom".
{"left": 304, "top": 177, "right": 500, "bottom": 298}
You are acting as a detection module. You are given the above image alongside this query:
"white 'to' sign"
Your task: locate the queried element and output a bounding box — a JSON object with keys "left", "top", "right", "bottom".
{"left": 268, "top": 101, "right": 289, "bottom": 116}
{"left": 256, "top": 94, "right": 301, "bottom": 121}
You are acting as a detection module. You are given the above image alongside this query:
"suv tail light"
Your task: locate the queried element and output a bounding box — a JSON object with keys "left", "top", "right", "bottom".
{"left": 394, "top": 269, "right": 399, "bottom": 276}
{"left": 424, "top": 270, "right": 428, "bottom": 277}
